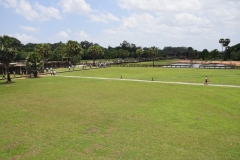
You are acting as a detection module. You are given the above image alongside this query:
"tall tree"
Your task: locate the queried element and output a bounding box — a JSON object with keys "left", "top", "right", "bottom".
{"left": 209, "top": 49, "right": 219, "bottom": 60}
{"left": 118, "top": 49, "right": 129, "bottom": 60}
{"left": 87, "top": 45, "right": 104, "bottom": 65}
{"left": 136, "top": 48, "right": 144, "bottom": 61}
{"left": 149, "top": 46, "right": 158, "bottom": 66}
{"left": 189, "top": 50, "right": 195, "bottom": 61}
{"left": 66, "top": 40, "right": 83, "bottom": 65}
{"left": 35, "top": 43, "right": 51, "bottom": 59}
{"left": 130, "top": 43, "right": 137, "bottom": 58}
{"left": 0, "top": 35, "right": 21, "bottom": 83}
{"left": 25, "top": 52, "right": 44, "bottom": 78}
{"left": 120, "top": 40, "right": 130, "bottom": 50}
{"left": 219, "top": 38, "right": 231, "bottom": 60}
{"left": 198, "top": 49, "right": 209, "bottom": 60}
{"left": 52, "top": 43, "right": 66, "bottom": 62}
{"left": 80, "top": 40, "right": 93, "bottom": 49}
{"left": 219, "top": 38, "right": 224, "bottom": 53}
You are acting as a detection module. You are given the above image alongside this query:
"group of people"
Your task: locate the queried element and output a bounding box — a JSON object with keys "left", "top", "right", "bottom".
{"left": 95, "top": 62, "right": 108, "bottom": 68}
{"left": 45, "top": 68, "right": 56, "bottom": 76}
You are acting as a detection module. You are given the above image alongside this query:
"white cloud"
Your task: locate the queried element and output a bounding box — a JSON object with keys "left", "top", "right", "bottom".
{"left": 117, "top": 0, "right": 240, "bottom": 29}
{"left": 8, "top": 33, "right": 37, "bottom": 44}
{"left": 19, "top": 26, "right": 40, "bottom": 33}
{"left": 117, "top": 0, "right": 202, "bottom": 13}
{"left": 88, "top": 13, "right": 120, "bottom": 23}
{"left": 0, "top": 0, "right": 62, "bottom": 21}
{"left": 66, "top": 29, "right": 72, "bottom": 33}
{"left": 76, "top": 31, "right": 89, "bottom": 39}
{"left": 56, "top": 31, "right": 69, "bottom": 39}
{"left": 174, "top": 13, "right": 213, "bottom": 27}
{"left": 54, "top": 30, "right": 89, "bottom": 42}
{"left": 14, "top": 0, "right": 39, "bottom": 21}
{"left": 107, "top": 0, "right": 240, "bottom": 50}
{"left": 59, "top": 0, "right": 91, "bottom": 14}
{"left": 0, "top": 0, "right": 18, "bottom": 7}
{"left": 34, "top": 3, "right": 62, "bottom": 21}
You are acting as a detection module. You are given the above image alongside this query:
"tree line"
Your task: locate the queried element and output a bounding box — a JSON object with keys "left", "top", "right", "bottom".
{"left": 1, "top": 35, "right": 240, "bottom": 82}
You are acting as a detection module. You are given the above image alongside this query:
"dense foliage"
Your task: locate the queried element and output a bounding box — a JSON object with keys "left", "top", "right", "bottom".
{"left": 2, "top": 37, "right": 240, "bottom": 63}
{"left": 25, "top": 52, "right": 44, "bottom": 77}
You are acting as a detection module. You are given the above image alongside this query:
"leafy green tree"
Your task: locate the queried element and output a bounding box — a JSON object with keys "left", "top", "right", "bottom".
{"left": 120, "top": 40, "right": 130, "bottom": 50}
{"left": 142, "top": 48, "right": 150, "bottom": 60}
{"left": 149, "top": 46, "right": 158, "bottom": 66}
{"left": 0, "top": 35, "right": 21, "bottom": 83}
{"left": 209, "top": 49, "right": 219, "bottom": 60}
{"left": 136, "top": 48, "right": 143, "bottom": 61}
{"left": 51, "top": 43, "right": 66, "bottom": 62}
{"left": 15, "top": 51, "right": 29, "bottom": 60}
{"left": 25, "top": 52, "right": 44, "bottom": 77}
{"left": 230, "top": 51, "right": 240, "bottom": 60}
{"left": 87, "top": 45, "right": 104, "bottom": 65}
{"left": 118, "top": 49, "right": 129, "bottom": 60}
{"left": 35, "top": 43, "right": 51, "bottom": 59}
{"left": 198, "top": 49, "right": 209, "bottom": 60}
{"left": 188, "top": 50, "right": 195, "bottom": 61}
{"left": 104, "top": 49, "right": 118, "bottom": 59}
{"left": 66, "top": 40, "right": 83, "bottom": 65}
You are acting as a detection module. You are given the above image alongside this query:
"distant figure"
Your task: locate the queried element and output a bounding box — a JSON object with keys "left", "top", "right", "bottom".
{"left": 53, "top": 70, "right": 56, "bottom": 76}
{"left": 69, "top": 66, "right": 70, "bottom": 71}
{"left": 46, "top": 68, "right": 49, "bottom": 73}
{"left": 204, "top": 76, "right": 209, "bottom": 85}
{"left": 13, "top": 71, "right": 15, "bottom": 77}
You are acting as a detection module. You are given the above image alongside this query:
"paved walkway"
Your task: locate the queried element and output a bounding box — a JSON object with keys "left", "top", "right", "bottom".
{"left": 56, "top": 75, "right": 240, "bottom": 88}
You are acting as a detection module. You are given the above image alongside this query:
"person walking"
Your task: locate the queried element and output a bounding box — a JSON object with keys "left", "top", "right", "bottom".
{"left": 204, "top": 76, "right": 209, "bottom": 85}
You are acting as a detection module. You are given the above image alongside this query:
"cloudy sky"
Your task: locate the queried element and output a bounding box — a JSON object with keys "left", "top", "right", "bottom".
{"left": 0, "top": 0, "right": 239, "bottom": 51}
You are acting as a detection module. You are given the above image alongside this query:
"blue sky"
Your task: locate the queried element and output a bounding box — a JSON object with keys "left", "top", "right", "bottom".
{"left": 0, "top": 0, "right": 239, "bottom": 51}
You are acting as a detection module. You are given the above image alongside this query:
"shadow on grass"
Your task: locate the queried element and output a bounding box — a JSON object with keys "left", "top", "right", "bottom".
{"left": 0, "top": 80, "right": 16, "bottom": 85}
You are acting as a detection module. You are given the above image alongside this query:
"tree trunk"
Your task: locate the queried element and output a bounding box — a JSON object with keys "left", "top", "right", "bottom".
{"left": 5, "top": 63, "right": 11, "bottom": 83}
{"left": 153, "top": 57, "right": 155, "bottom": 67}
{"left": 34, "top": 71, "right": 38, "bottom": 78}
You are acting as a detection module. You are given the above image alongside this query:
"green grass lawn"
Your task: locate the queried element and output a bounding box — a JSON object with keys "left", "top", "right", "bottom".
{"left": 126, "top": 59, "right": 177, "bottom": 65}
{"left": 0, "top": 67, "right": 240, "bottom": 159}
{"left": 54, "top": 67, "right": 240, "bottom": 86}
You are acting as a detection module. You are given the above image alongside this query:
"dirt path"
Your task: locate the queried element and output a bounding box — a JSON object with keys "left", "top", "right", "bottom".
{"left": 56, "top": 75, "right": 240, "bottom": 88}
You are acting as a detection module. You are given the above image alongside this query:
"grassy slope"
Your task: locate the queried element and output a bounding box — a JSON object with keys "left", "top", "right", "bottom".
{"left": 0, "top": 69, "right": 240, "bottom": 159}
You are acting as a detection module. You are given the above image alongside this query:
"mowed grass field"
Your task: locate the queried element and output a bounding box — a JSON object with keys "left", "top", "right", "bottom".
{"left": 0, "top": 67, "right": 240, "bottom": 159}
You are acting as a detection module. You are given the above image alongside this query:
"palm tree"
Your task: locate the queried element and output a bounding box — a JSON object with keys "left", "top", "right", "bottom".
{"left": 150, "top": 46, "right": 158, "bottom": 67}
{"left": 87, "top": 45, "right": 104, "bottom": 65}
{"left": 35, "top": 43, "right": 51, "bottom": 59}
{"left": 219, "top": 38, "right": 224, "bottom": 53}
{"left": 66, "top": 40, "right": 83, "bottom": 65}
{"left": 25, "top": 52, "right": 43, "bottom": 77}
{"left": 219, "top": 38, "right": 231, "bottom": 60}
{"left": 136, "top": 48, "right": 143, "bottom": 61}
{"left": 223, "top": 38, "right": 230, "bottom": 48}
{"left": 0, "top": 35, "right": 21, "bottom": 83}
